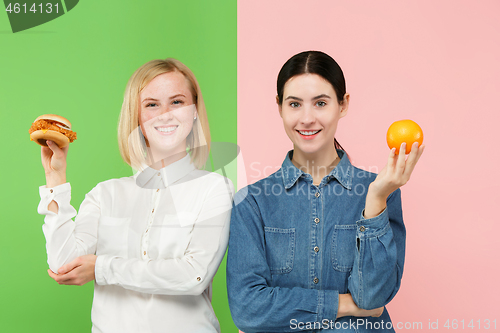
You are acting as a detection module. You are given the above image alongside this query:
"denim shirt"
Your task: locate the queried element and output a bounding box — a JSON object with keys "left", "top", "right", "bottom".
{"left": 227, "top": 149, "right": 405, "bottom": 333}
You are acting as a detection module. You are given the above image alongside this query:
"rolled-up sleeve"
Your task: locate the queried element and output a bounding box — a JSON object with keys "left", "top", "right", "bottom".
{"left": 38, "top": 183, "right": 100, "bottom": 273}
{"left": 348, "top": 188, "right": 405, "bottom": 310}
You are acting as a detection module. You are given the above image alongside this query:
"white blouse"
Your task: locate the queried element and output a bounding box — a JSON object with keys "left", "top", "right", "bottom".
{"left": 38, "top": 154, "right": 234, "bottom": 333}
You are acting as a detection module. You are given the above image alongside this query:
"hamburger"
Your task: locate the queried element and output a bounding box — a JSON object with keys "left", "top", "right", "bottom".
{"left": 29, "top": 114, "right": 77, "bottom": 148}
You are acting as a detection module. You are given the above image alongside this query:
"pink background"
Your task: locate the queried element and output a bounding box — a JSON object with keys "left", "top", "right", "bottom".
{"left": 238, "top": 0, "right": 500, "bottom": 330}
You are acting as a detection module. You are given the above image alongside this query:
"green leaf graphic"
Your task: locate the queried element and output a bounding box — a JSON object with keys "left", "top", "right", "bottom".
{"left": 3, "top": 0, "right": 79, "bottom": 33}
{"left": 65, "top": 0, "right": 78, "bottom": 11}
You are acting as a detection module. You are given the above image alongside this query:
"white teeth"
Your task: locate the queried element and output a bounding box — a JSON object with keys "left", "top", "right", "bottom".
{"left": 298, "top": 130, "right": 320, "bottom": 136}
{"left": 156, "top": 126, "right": 177, "bottom": 133}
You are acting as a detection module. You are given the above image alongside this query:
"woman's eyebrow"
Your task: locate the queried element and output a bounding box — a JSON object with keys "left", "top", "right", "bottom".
{"left": 312, "top": 94, "right": 331, "bottom": 100}
{"left": 168, "top": 94, "right": 186, "bottom": 99}
{"left": 142, "top": 97, "right": 159, "bottom": 103}
{"left": 284, "top": 94, "right": 331, "bottom": 101}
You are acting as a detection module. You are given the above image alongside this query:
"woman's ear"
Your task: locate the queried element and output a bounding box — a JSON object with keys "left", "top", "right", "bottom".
{"left": 276, "top": 95, "right": 283, "bottom": 117}
{"left": 340, "top": 93, "right": 350, "bottom": 118}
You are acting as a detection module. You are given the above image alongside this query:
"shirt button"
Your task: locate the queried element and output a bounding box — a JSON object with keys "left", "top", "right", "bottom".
{"left": 314, "top": 218, "right": 320, "bottom": 224}
{"left": 157, "top": 173, "right": 160, "bottom": 176}
{"left": 156, "top": 189, "right": 160, "bottom": 192}
{"left": 360, "top": 226, "right": 366, "bottom": 232}
{"left": 152, "top": 208, "right": 155, "bottom": 213}
{"left": 315, "top": 192, "right": 320, "bottom": 198}
{"left": 143, "top": 251, "right": 146, "bottom": 255}
{"left": 314, "top": 246, "right": 320, "bottom": 253}
{"left": 197, "top": 277, "right": 201, "bottom": 281}
{"left": 50, "top": 189, "right": 53, "bottom": 193}
{"left": 313, "top": 277, "right": 319, "bottom": 284}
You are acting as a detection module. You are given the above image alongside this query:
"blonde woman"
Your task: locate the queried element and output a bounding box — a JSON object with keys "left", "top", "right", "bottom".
{"left": 38, "top": 59, "right": 234, "bottom": 332}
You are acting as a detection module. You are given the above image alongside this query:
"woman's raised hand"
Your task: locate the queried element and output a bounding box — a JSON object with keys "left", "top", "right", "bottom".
{"left": 41, "top": 140, "right": 68, "bottom": 188}
{"left": 372, "top": 142, "right": 425, "bottom": 197}
{"left": 363, "top": 142, "right": 425, "bottom": 219}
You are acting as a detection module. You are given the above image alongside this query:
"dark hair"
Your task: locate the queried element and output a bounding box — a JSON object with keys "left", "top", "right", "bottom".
{"left": 277, "top": 50, "right": 347, "bottom": 153}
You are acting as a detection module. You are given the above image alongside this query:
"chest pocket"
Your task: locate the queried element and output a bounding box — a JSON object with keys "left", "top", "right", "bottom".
{"left": 331, "top": 224, "right": 357, "bottom": 272}
{"left": 264, "top": 227, "right": 295, "bottom": 274}
{"left": 97, "top": 216, "right": 130, "bottom": 256}
{"left": 159, "top": 213, "right": 196, "bottom": 257}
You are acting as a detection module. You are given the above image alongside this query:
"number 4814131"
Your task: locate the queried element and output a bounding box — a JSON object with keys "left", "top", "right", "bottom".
{"left": 5, "top": 3, "right": 59, "bottom": 14}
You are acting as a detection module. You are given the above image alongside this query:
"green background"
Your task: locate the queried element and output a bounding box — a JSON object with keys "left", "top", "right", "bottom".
{"left": 0, "top": 1, "right": 237, "bottom": 331}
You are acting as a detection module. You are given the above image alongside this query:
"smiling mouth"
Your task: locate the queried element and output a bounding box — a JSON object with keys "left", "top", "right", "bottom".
{"left": 297, "top": 129, "right": 321, "bottom": 136}
{"left": 155, "top": 125, "right": 178, "bottom": 134}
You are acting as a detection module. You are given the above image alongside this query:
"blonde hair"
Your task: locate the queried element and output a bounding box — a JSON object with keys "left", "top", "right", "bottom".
{"left": 118, "top": 58, "right": 211, "bottom": 170}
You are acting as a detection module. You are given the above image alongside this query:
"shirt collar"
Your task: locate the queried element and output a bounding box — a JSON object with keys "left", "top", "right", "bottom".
{"left": 134, "top": 153, "right": 196, "bottom": 189}
{"left": 281, "top": 149, "right": 353, "bottom": 190}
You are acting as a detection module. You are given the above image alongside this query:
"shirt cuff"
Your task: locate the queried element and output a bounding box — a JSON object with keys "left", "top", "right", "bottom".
{"left": 37, "top": 183, "right": 71, "bottom": 216}
{"left": 95, "top": 254, "right": 111, "bottom": 286}
{"left": 320, "top": 289, "right": 339, "bottom": 325}
{"left": 356, "top": 207, "right": 390, "bottom": 237}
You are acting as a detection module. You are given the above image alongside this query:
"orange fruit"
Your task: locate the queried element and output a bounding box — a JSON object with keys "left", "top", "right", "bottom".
{"left": 386, "top": 119, "right": 424, "bottom": 155}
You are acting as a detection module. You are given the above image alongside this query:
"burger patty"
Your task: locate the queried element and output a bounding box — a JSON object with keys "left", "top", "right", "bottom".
{"left": 29, "top": 119, "right": 77, "bottom": 142}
